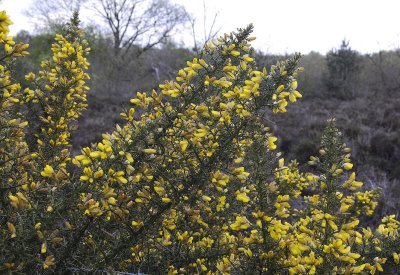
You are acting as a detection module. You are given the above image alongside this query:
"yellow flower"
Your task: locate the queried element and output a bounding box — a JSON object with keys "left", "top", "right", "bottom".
{"left": 343, "top": 162, "right": 353, "bottom": 170}
{"left": 7, "top": 222, "right": 16, "bottom": 238}
{"left": 230, "top": 216, "right": 251, "bottom": 231}
{"left": 41, "top": 165, "right": 54, "bottom": 177}
{"left": 230, "top": 50, "right": 240, "bottom": 57}
{"left": 43, "top": 255, "right": 55, "bottom": 269}
{"left": 351, "top": 264, "right": 365, "bottom": 273}
{"left": 179, "top": 140, "right": 188, "bottom": 151}
{"left": 290, "top": 244, "right": 302, "bottom": 256}
{"left": 236, "top": 192, "right": 250, "bottom": 203}
{"left": 143, "top": 148, "right": 157, "bottom": 154}
{"left": 108, "top": 197, "right": 117, "bottom": 205}
{"left": 276, "top": 85, "right": 285, "bottom": 93}
{"left": 94, "top": 169, "right": 104, "bottom": 179}
{"left": 393, "top": 252, "right": 400, "bottom": 264}
{"left": 243, "top": 55, "right": 253, "bottom": 62}
{"left": 223, "top": 65, "right": 237, "bottom": 72}
{"left": 242, "top": 248, "right": 252, "bottom": 257}
{"left": 202, "top": 195, "right": 212, "bottom": 202}
{"left": 162, "top": 197, "right": 171, "bottom": 203}
{"left": 268, "top": 136, "right": 278, "bottom": 150}
{"left": 41, "top": 243, "right": 47, "bottom": 254}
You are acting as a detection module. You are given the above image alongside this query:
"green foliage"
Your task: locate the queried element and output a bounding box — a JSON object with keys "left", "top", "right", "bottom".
{"left": 325, "top": 40, "right": 360, "bottom": 99}
{"left": 12, "top": 12, "right": 400, "bottom": 231}
{"left": 3, "top": 8, "right": 400, "bottom": 275}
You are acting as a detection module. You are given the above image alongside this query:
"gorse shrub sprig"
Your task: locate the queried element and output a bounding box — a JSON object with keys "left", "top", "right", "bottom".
{"left": 1, "top": 11, "right": 91, "bottom": 272}
{"left": 1, "top": 10, "right": 400, "bottom": 274}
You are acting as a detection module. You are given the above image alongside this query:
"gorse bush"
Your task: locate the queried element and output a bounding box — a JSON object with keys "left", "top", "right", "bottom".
{"left": 1, "top": 11, "right": 400, "bottom": 275}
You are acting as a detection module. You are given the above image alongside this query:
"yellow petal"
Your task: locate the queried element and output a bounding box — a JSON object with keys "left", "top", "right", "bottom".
{"left": 41, "top": 243, "right": 47, "bottom": 254}
{"left": 162, "top": 197, "right": 171, "bottom": 203}
{"left": 143, "top": 148, "right": 156, "bottom": 154}
{"left": 180, "top": 140, "right": 188, "bottom": 152}
{"left": 236, "top": 192, "right": 250, "bottom": 203}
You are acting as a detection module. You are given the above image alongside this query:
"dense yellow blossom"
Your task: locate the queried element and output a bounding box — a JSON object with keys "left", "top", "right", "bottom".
{"left": 1, "top": 10, "right": 400, "bottom": 274}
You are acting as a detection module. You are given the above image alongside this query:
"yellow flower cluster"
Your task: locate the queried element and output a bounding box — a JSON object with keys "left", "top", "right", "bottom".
{"left": 1, "top": 12, "right": 91, "bottom": 272}
{"left": 1, "top": 9, "right": 400, "bottom": 274}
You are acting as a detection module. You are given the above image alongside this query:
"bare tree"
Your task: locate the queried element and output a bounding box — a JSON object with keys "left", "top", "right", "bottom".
{"left": 93, "top": 0, "right": 188, "bottom": 56}
{"left": 186, "top": 1, "right": 221, "bottom": 55}
{"left": 26, "top": 0, "right": 189, "bottom": 57}
{"left": 25, "top": 0, "right": 88, "bottom": 29}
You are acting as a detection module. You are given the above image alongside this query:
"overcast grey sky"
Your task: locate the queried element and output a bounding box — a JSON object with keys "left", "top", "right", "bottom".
{"left": 1, "top": 0, "right": 400, "bottom": 54}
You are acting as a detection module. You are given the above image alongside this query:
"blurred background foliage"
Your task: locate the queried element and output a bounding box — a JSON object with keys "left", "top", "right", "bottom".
{"left": 13, "top": 12, "right": 400, "bottom": 222}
